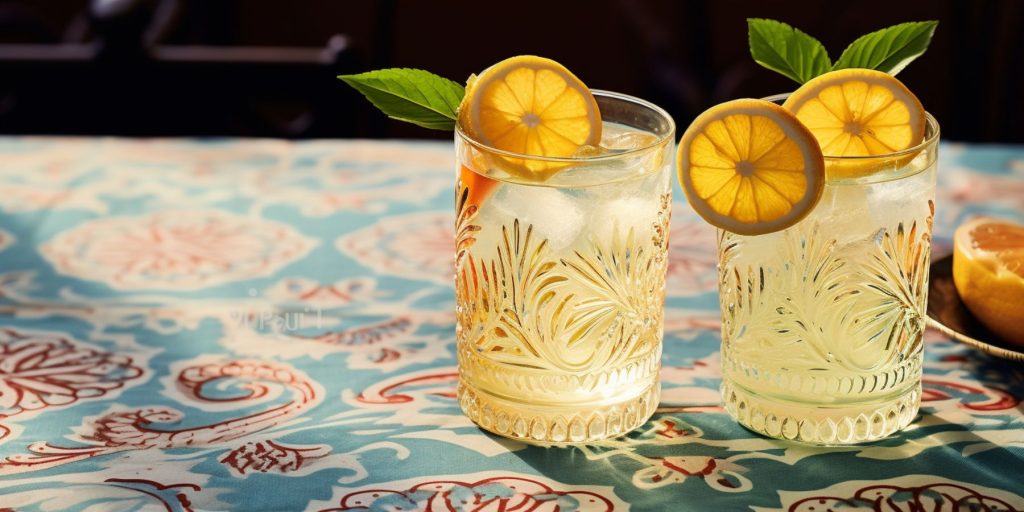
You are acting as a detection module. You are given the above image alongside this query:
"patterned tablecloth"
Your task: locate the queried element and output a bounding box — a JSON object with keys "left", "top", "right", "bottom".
{"left": 0, "top": 137, "right": 1022, "bottom": 511}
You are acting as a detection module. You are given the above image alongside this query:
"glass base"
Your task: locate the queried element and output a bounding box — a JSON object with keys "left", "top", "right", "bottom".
{"left": 721, "top": 378, "right": 921, "bottom": 445}
{"left": 458, "top": 379, "right": 659, "bottom": 445}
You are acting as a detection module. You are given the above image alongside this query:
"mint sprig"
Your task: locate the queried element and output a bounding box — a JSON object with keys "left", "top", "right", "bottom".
{"left": 832, "top": 21, "right": 939, "bottom": 75}
{"left": 339, "top": 69, "right": 465, "bottom": 130}
{"left": 748, "top": 19, "right": 831, "bottom": 84}
{"left": 747, "top": 19, "right": 938, "bottom": 83}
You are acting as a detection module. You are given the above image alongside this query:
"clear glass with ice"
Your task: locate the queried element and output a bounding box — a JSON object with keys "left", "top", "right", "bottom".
{"left": 454, "top": 90, "right": 675, "bottom": 443}
{"left": 718, "top": 95, "right": 941, "bottom": 444}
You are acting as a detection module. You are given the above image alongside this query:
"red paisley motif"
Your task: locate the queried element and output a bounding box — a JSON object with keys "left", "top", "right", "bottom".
{"left": 661, "top": 457, "right": 716, "bottom": 477}
{"left": 654, "top": 420, "right": 696, "bottom": 439}
{"left": 922, "top": 377, "right": 1020, "bottom": 411}
{"left": 323, "top": 476, "right": 616, "bottom": 512}
{"left": 0, "top": 328, "right": 145, "bottom": 440}
{"left": 105, "top": 479, "right": 201, "bottom": 512}
{"left": 219, "top": 439, "right": 329, "bottom": 476}
{"left": 302, "top": 317, "right": 415, "bottom": 347}
{"left": 0, "top": 360, "right": 319, "bottom": 475}
{"left": 788, "top": 482, "right": 1022, "bottom": 512}
{"left": 356, "top": 371, "right": 459, "bottom": 404}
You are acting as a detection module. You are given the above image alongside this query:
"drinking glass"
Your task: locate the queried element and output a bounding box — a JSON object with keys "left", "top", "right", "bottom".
{"left": 454, "top": 90, "right": 675, "bottom": 443}
{"left": 719, "top": 94, "right": 940, "bottom": 444}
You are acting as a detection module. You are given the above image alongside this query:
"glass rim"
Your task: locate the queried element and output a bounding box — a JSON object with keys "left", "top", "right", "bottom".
{"left": 454, "top": 89, "right": 676, "bottom": 163}
{"left": 762, "top": 93, "right": 940, "bottom": 161}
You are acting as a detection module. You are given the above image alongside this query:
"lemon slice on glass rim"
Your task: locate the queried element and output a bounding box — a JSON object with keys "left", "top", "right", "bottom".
{"left": 457, "top": 55, "right": 602, "bottom": 180}
{"left": 783, "top": 68, "right": 927, "bottom": 179}
{"left": 677, "top": 98, "right": 825, "bottom": 236}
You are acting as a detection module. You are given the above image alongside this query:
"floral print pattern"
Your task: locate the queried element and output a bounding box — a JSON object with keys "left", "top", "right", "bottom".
{"left": 0, "top": 138, "right": 1020, "bottom": 510}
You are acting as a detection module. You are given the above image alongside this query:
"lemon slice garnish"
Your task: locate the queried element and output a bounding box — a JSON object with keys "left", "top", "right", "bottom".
{"left": 458, "top": 55, "right": 601, "bottom": 179}
{"left": 783, "top": 68, "right": 926, "bottom": 178}
{"left": 677, "top": 98, "right": 825, "bottom": 236}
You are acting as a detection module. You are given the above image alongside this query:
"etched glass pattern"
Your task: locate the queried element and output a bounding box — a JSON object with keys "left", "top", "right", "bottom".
{"left": 454, "top": 100, "right": 674, "bottom": 443}
{"left": 719, "top": 158, "right": 938, "bottom": 444}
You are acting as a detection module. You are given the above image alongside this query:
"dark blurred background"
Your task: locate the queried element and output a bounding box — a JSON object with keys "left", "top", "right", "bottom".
{"left": 0, "top": 0, "right": 1020, "bottom": 142}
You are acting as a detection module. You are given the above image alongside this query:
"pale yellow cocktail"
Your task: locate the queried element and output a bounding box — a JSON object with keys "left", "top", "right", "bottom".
{"left": 455, "top": 91, "right": 675, "bottom": 444}
{"left": 718, "top": 106, "right": 939, "bottom": 442}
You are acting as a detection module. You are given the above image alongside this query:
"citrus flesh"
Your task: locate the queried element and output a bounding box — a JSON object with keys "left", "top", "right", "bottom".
{"left": 783, "top": 68, "right": 926, "bottom": 178}
{"left": 458, "top": 55, "right": 601, "bottom": 180}
{"left": 953, "top": 217, "right": 1024, "bottom": 346}
{"left": 677, "top": 98, "right": 825, "bottom": 236}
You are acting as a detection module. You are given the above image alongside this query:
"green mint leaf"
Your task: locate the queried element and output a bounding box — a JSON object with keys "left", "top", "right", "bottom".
{"left": 339, "top": 68, "right": 465, "bottom": 130}
{"left": 832, "top": 21, "right": 938, "bottom": 75}
{"left": 747, "top": 18, "right": 831, "bottom": 84}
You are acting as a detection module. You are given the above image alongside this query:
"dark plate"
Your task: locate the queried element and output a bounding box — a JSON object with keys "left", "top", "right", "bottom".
{"left": 926, "top": 254, "right": 1024, "bottom": 362}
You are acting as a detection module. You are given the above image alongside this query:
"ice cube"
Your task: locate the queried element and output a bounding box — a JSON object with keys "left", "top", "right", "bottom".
{"left": 483, "top": 184, "right": 585, "bottom": 251}
{"left": 589, "top": 196, "right": 661, "bottom": 243}
{"left": 812, "top": 184, "right": 874, "bottom": 245}
{"left": 600, "top": 132, "right": 659, "bottom": 152}
{"left": 865, "top": 165, "right": 935, "bottom": 233}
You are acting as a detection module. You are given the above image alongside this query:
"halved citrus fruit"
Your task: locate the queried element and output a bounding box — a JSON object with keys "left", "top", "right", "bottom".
{"left": 677, "top": 98, "right": 825, "bottom": 236}
{"left": 783, "top": 68, "right": 926, "bottom": 178}
{"left": 458, "top": 55, "right": 601, "bottom": 179}
{"left": 953, "top": 217, "right": 1024, "bottom": 346}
